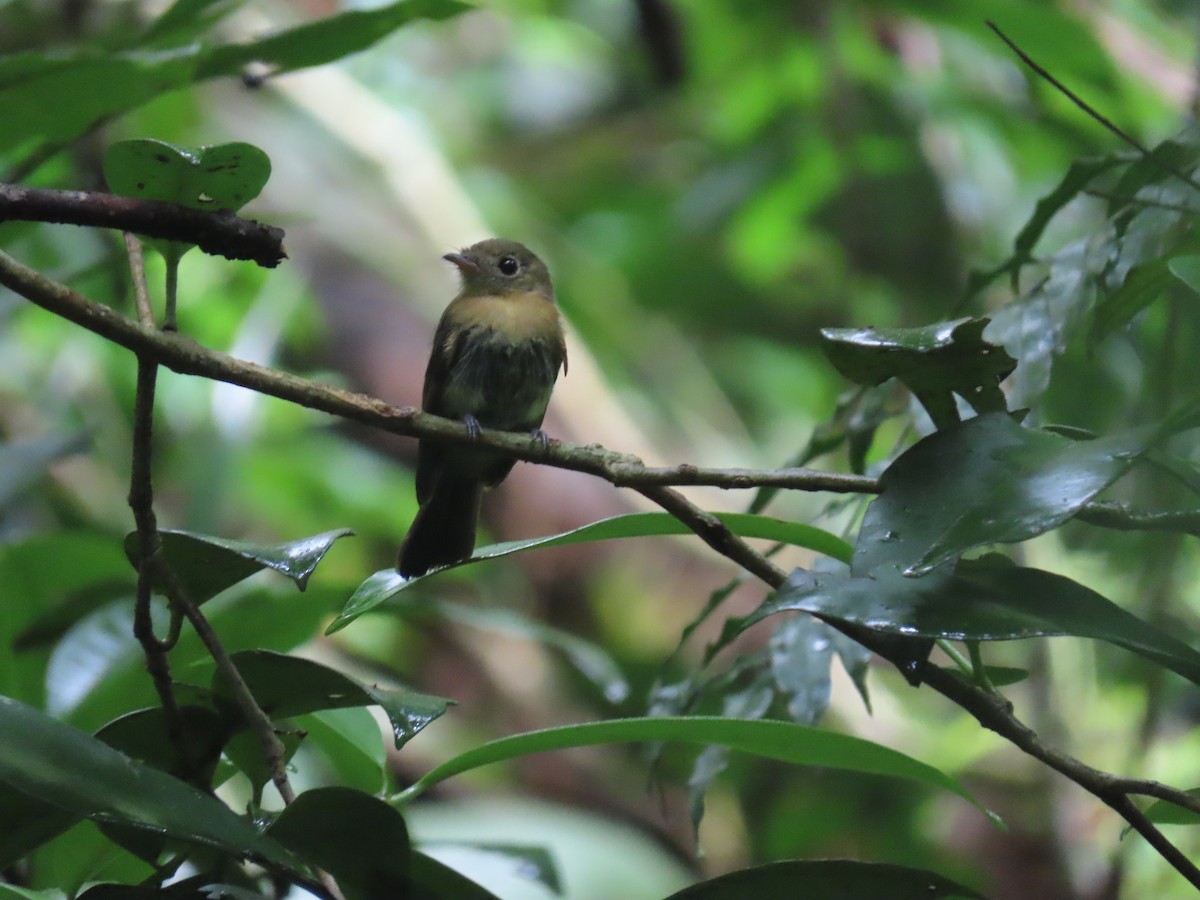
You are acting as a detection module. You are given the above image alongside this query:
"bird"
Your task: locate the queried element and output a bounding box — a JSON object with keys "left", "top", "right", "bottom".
{"left": 397, "top": 238, "right": 567, "bottom": 578}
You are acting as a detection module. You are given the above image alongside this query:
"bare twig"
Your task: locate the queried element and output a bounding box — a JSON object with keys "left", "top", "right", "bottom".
{"left": 123, "top": 233, "right": 155, "bottom": 327}
{"left": 0, "top": 184, "right": 286, "bottom": 268}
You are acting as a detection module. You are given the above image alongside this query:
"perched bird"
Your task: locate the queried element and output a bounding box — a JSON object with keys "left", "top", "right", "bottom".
{"left": 397, "top": 239, "right": 567, "bottom": 577}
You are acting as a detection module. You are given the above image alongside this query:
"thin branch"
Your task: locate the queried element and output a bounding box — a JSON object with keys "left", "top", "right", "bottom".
{"left": 1074, "top": 501, "right": 1200, "bottom": 537}
{"left": 0, "top": 184, "right": 286, "bottom": 268}
{"left": 124, "top": 233, "right": 155, "bottom": 328}
{"left": 986, "top": 21, "right": 1200, "bottom": 193}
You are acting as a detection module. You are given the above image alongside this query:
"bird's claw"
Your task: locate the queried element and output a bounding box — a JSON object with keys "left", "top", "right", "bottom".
{"left": 464, "top": 414, "right": 482, "bottom": 440}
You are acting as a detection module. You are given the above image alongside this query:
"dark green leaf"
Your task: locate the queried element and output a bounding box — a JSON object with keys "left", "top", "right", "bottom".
{"left": 196, "top": 0, "right": 469, "bottom": 79}
{"left": 1108, "top": 140, "right": 1200, "bottom": 216}
{"left": 663, "top": 860, "right": 985, "bottom": 899}
{"left": 820, "top": 318, "right": 1016, "bottom": 427}
{"left": 0, "top": 783, "right": 78, "bottom": 869}
{"left": 395, "top": 716, "right": 983, "bottom": 815}
{"left": 768, "top": 615, "right": 832, "bottom": 725}
{"left": 409, "top": 851, "right": 504, "bottom": 900}
{"left": 860, "top": 412, "right": 1149, "bottom": 578}
{"left": 222, "top": 728, "right": 304, "bottom": 805}
{"left": 267, "top": 787, "right": 409, "bottom": 900}
{"left": 123, "top": 527, "right": 352, "bottom": 606}
{"left": 213, "top": 649, "right": 450, "bottom": 749}
{"left": 0, "top": 696, "right": 300, "bottom": 871}
{"left": 754, "top": 558, "right": 1200, "bottom": 687}
{"left": 96, "top": 704, "right": 228, "bottom": 784}
{"left": 136, "top": 0, "right": 244, "bottom": 49}
{"left": 329, "top": 513, "right": 849, "bottom": 632}
{"left": 1091, "top": 256, "right": 1174, "bottom": 342}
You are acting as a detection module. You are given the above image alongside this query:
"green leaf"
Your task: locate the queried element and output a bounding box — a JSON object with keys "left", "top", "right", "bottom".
{"left": 860, "top": 412, "right": 1149, "bottom": 578}
{"left": 299, "top": 707, "right": 387, "bottom": 795}
{"left": 767, "top": 615, "right": 832, "bottom": 725}
{"left": 1108, "top": 139, "right": 1200, "bottom": 216}
{"left": 1144, "top": 789, "right": 1200, "bottom": 826}
{"left": 820, "top": 318, "right": 1016, "bottom": 427}
{"left": 136, "top": 0, "right": 244, "bottom": 49}
{"left": 663, "top": 860, "right": 985, "bottom": 899}
{"left": 0, "top": 696, "right": 301, "bottom": 872}
{"left": 0, "top": 783, "right": 78, "bottom": 869}
{"left": 1168, "top": 255, "right": 1200, "bottom": 296}
{"left": 196, "top": 0, "right": 469, "bottom": 79}
{"left": 329, "top": 513, "right": 849, "bottom": 632}
{"left": 394, "top": 716, "right": 983, "bottom": 815}
{"left": 96, "top": 704, "right": 228, "bottom": 783}
{"left": 103, "top": 139, "right": 271, "bottom": 212}
{"left": 123, "top": 527, "right": 352, "bottom": 605}
{"left": 753, "top": 558, "right": 1200, "bottom": 687}
{"left": 0, "top": 887, "right": 69, "bottom": 900}
{"left": 214, "top": 649, "right": 451, "bottom": 749}
{"left": 267, "top": 787, "right": 409, "bottom": 900}
{"left": 222, "top": 728, "right": 304, "bottom": 806}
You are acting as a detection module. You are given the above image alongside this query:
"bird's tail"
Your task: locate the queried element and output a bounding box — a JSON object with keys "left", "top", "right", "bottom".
{"left": 397, "top": 475, "right": 482, "bottom": 577}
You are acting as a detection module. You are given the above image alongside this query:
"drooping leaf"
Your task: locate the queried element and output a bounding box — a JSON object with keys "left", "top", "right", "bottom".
{"left": 663, "top": 859, "right": 985, "bottom": 899}
{"left": 212, "top": 649, "right": 451, "bottom": 749}
{"left": 0, "top": 696, "right": 301, "bottom": 872}
{"left": 750, "top": 557, "right": 1200, "bottom": 687}
{"left": 329, "top": 513, "right": 849, "bottom": 632}
{"left": 123, "top": 527, "right": 352, "bottom": 605}
{"left": 1091, "top": 256, "right": 1176, "bottom": 343}
{"left": 820, "top": 318, "right": 1016, "bottom": 427}
{"left": 394, "top": 716, "right": 984, "bottom": 816}
{"left": 267, "top": 787, "right": 409, "bottom": 900}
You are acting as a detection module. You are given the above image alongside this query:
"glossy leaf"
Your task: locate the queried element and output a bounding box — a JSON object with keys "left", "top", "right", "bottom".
{"left": 329, "top": 513, "right": 850, "bottom": 632}
{"left": 0, "top": 696, "right": 300, "bottom": 871}
{"left": 821, "top": 318, "right": 1016, "bottom": 427}
{"left": 753, "top": 557, "right": 1200, "bottom": 687}
{"left": 663, "top": 860, "right": 984, "bottom": 899}
{"left": 196, "top": 0, "right": 469, "bottom": 78}
{"left": 860, "top": 412, "right": 1149, "bottom": 578}
{"left": 267, "top": 787, "right": 409, "bottom": 900}
{"left": 394, "top": 716, "right": 983, "bottom": 815}
{"left": 214, "top": 649, "right": 450, "bottom": 749}
{"left": 768, "top": 615, "right": 833, "bottom": 726}
{"left": 123, "top": 527, "right": 352, "bottom": 606}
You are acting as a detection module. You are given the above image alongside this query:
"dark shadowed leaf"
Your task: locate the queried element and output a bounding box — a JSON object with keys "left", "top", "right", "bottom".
{"left": 0, "top": 697, "right": 300, "bottom": 871}
{"left": 753, "top": 558, "right": 1200, "bottom": 687}
{"left": 213, "top": 649, "right": 450, "bottom": 749}
{"left": 1091, "top": 256, "right": 1175, "bottom": 343}
{"left": 820, "top": 318, "right": 1015, "bottom": 427}
{"left": 663, "top": 859, "right": 985, "bottom": 899}
{"left": 768, "top": 615, "right": 833, "bottom": 725}
{"left": 1169, "top": 255, "right": 1200, "bottom": 296}
{"left": 409, "top": 851, "right": 504, "bottom": 899}
{"left": 417, "top": 844, "right": 562, "bottom": 896}
{"left": 123, "top": 527, "right": 352, "bottom": 605}
{"left": 268, "top": 787, "right": 409, "bottom": 900}
{"left": 330, "top": 513, "right": 849, "bottom": 632}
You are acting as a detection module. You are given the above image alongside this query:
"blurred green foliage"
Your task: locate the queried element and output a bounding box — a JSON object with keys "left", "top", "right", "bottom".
{"left": 3, "top": 0, "right": 1200, "bottom": 898}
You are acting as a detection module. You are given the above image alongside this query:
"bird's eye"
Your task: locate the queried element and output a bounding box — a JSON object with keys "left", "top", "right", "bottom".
{"left": 498, "top": 256, "right": 520, "bottom": 276}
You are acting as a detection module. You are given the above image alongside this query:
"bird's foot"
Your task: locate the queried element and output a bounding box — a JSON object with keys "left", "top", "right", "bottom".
{"left": 463, "top": 413, "right": 482, "bottom": 440}
{"left": 531, "top": 429, "right": 551, "bottom": 454}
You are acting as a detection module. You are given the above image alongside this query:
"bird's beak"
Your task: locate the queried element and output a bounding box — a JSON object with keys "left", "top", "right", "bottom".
{"left": 442, "top": 252, "right": 480, "bottom": 273}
